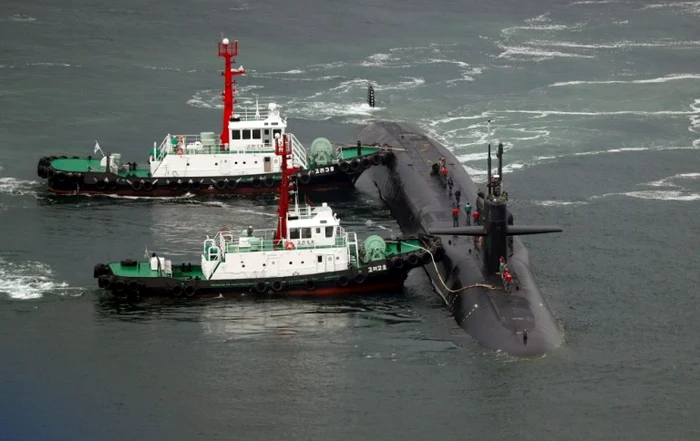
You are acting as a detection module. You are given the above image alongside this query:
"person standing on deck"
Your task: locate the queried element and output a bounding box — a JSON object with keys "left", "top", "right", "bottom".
{"left": 464, "top": 202, "right": 472, "bottom": 225}
{"left": 455, "top": 189, "right": 461, "bottom": 204}
{"left": 472, "top": 209, "right": 480, "bottom": 225}
{"left": 499, "top": 257, "right": 505, "bottom": 274}
{"left": 452, "top": 206, "right": 459, "bottom": 227}
{"left": 503, "top": 270, "right": 513, "bottom": 293}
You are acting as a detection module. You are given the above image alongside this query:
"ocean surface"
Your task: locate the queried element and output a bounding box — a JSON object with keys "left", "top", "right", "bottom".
{"left": 1, "top": 0, "right": 699, "bottom": 439}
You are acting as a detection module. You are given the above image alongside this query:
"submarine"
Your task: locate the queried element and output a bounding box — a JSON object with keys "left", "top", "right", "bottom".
{"left": 357, "top": 115, "right": 564, "bottom": 357}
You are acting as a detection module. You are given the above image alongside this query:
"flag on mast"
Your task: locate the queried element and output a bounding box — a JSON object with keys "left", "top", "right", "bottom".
{"left": 94, "top": 140, "right": 105, "bottom": 157}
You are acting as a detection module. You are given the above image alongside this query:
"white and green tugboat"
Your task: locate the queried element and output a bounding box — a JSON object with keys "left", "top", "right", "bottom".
{"left": 93, "top": 133, "right": 443, "bottom": 299}
{"left": 37, "top": 37, "right": 390, "bottom": 197}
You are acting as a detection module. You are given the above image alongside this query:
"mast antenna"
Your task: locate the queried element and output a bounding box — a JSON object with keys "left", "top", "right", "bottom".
{"left": 218, "top": 37, "right": 245, "bottom": 149}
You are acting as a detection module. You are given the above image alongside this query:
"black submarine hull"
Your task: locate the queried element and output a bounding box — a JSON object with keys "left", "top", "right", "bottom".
{"left": 358, "top": 121, "right": 562, "bottom": 357}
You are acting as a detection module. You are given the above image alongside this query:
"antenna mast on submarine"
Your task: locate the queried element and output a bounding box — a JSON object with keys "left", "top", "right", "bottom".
{"left": 429, "top": 124, "right": 563, "bottom": 274}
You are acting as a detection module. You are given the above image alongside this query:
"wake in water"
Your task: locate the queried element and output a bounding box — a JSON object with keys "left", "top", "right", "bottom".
{"left": 0, "top": 256, "right": 82, "bottom": 300}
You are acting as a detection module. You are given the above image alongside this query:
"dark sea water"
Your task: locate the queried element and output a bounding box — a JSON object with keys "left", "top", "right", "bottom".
{"left": 1, "top": 0, "right": 699, "bottom": 439}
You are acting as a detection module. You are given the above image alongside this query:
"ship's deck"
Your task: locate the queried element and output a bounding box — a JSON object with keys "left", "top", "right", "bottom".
{"left": 50, "top": 158, "right": 152, "bottom": 178}
{"left": 108, "top": 240, "right": 422, "bottom": 278}
{"left": 49, "top": 146, "right": 380, "bottom": 176}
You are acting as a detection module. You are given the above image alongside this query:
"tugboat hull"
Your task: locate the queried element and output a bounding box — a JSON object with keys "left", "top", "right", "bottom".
{"left": 358, "top": 121, "right": 563, "bottom": 357}
{"left": 37, "top": 154, "right": 391, "bottom": 197}
{"left": 93, "top": 238, "right": 442, "bottom": 300}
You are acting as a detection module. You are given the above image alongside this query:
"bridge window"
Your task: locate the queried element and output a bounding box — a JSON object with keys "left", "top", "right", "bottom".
{"left": 325, "top": 227, "right": 334, "bottom": 238}
{"left": 317, "top": 256, "right": 323, "bottom": 263}
{"left": 264, "top": 129, "right": 269, "bottom": 135}
{"left": 252, "top": 129, "right": 261, "bottom": 139}
{"left": 242, "top": 129, "right": 251, "bottom": 140}
{"left": 302, "top": 228, "right": 312, "bottom": 239}
{"left": 232, "top": 130, "right": 241, "bottom": 140}
{"left": 290, "top": 228, "right": 300, "bottom": 239}
{"left": 316, "top": 227, "right": 321, "bottom": 234}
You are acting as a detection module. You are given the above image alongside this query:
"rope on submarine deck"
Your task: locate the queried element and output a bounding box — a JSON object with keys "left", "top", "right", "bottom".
{"left": 398, "top": 242, "right": 501, "bottom": 308}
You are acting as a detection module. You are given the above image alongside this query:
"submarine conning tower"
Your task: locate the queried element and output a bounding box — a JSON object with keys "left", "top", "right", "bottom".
{"left": 429, "top": 141, "right": 563, "bottom": 275}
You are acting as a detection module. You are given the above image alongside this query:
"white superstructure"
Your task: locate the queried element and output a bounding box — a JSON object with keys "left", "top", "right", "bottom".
{"left": 199, "top": 198, "right": 360, "bottom": 280}
{"left": 148, "top": 102, "right": 308, "bottom": 178}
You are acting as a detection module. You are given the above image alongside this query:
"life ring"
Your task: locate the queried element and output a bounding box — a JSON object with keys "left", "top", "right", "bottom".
{"left": 285, "top": 241, "right": 295, "bottom": 250}
{"left": 371, "top": 154, "right": 382, "bottom": 166}
{"left": 271, "top": 280, "right": 283, "bottom": 292}
{"left": 171, "top": 285, "right": 184, "bottom": 297}
{"left": 131, "top": 180, "right": 143, "bottom": 191}
{"left": 264, "top": 176, "right": 275, "bottom": 187}
{"left": 355, "top": 273, "right": 366, "bottom": 284}
{"left": 255, "top": 281, "right": 267, "bottom": 293}
{"left": 252, "top": 177, "right": 262, "bottom": 188}
{"left": 215, "top": 180, "right": 226, "bottom": 190}
{"left": 176, "top": 146, "right": 184, "bottom": 156}
{"left": 142, "top": 180, "right": 154, "bottom": 191}
{"left": 299, "top": 172, "right": 311, "bottom": 185}
{"left": 338, "top": 161, "right": 350, "bottom": 173}
{"left": 350, "top": 159, "right": 361, "bottom": 172}
{"left": 304, "top": 280, "right": 315, "bottom": 291}
{"left": 408, "top": 254, "right": 420, "bottom": 267}
{"left": 184, "top": 284, "right": 196, "bottom": 297}
{"left": 95, "top": 180, "right": 107, "bottom": 190}
{"left": 336, "top": 276, "right": 349, "bottom": 287}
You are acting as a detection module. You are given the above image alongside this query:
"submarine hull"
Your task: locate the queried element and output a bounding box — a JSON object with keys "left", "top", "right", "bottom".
{"left": 358, "top": 121, "right": 562, "bottom": 357}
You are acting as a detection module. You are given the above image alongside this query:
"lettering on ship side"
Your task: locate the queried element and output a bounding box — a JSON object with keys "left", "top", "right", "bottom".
{"left": 311, "top": 166, "right": 335, "bottom": 175}
{"left": 367, "top": 264, "right": 387, "bottom": 273}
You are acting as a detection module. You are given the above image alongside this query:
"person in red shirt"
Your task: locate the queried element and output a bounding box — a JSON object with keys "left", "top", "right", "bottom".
{"left": 503, "top": 270, "right": 513, "bottom": 293}
{"left": 452, "top": 206, "right": 459, "bottom": 227}
{"left": 472, "top": 209, "right": 480, "bottom": 225}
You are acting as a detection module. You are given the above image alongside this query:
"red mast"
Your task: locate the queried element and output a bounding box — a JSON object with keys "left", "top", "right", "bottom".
{"left": 218, "top": 37, "right": 245, "bottom": 149}
{"left": 274, "top": 134, "right": 301, "bottom": 246}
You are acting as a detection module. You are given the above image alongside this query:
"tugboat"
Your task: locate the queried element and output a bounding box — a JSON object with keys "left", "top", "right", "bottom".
{"left": 36, "top": 37, "right": 388, "bottom": 197}
{"left": 93, "top": 133, "right": 443, "bottom": 299}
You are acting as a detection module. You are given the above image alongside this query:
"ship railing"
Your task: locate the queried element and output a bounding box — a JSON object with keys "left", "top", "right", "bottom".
{"left": 346, "top": 231, "right": 360, "bottom": 269}
{"left": 288, "top": 133, "right": 308, "bottom": 169}
{"left": 156, "top": 133, "right": 283, "bottom": 157}
{"left": 233, "top": 98, "right": 281, "bottom": 121}
{"left": 211, "top": 227, "right": 349, "bottom": 253}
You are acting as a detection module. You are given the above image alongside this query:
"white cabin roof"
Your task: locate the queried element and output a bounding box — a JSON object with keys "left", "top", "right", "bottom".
{"left": 228, "top": 102, "right": 287, "bottom": 131}
{"left": 287, "top": 202, "right": 339, "bottom": 228}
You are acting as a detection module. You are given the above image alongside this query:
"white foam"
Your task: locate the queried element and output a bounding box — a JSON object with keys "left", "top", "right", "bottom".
{"left": 642, "top": 2, "right": 700, "bottom": 14}
{"left": 609, "top": 190, "right": 700, "bottom": 201}
{"left": 0, "top": 256, "right": 80, "bottom": 300}
{"left": 551, "top": 73, "right": 700, "bottom": 87}
{"left": 531, "top": 39, "right": 700, "bottom": 51}
{"left": 6, "top": 14, "right": 36, "bottom": 22}
{"left": 0, "top": 177, "right": 39, "bottom": 196}
{"left": 533, "top": 200, "right": 589, "bottom": 206}
{"left": 496, "top": 46, "right": 595, "bottom": 62}
{"left": 645, "top": 172, "right": 700, "bottom": 187}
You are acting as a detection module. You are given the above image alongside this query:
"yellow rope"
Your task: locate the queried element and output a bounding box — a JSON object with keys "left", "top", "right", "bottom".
{"left": 398, "top": 241, "right": 502, "bottom": 307}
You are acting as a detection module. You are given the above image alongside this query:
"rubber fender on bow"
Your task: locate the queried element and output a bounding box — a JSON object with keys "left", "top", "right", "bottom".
{"left": 299, "top": 173, "right": 311, "bottom": 185}
{"left": 336, "top": 276, "right": 349, "bottom": 287}
{"left": 171, "top": 285, "right": 184, "bottom": 297}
